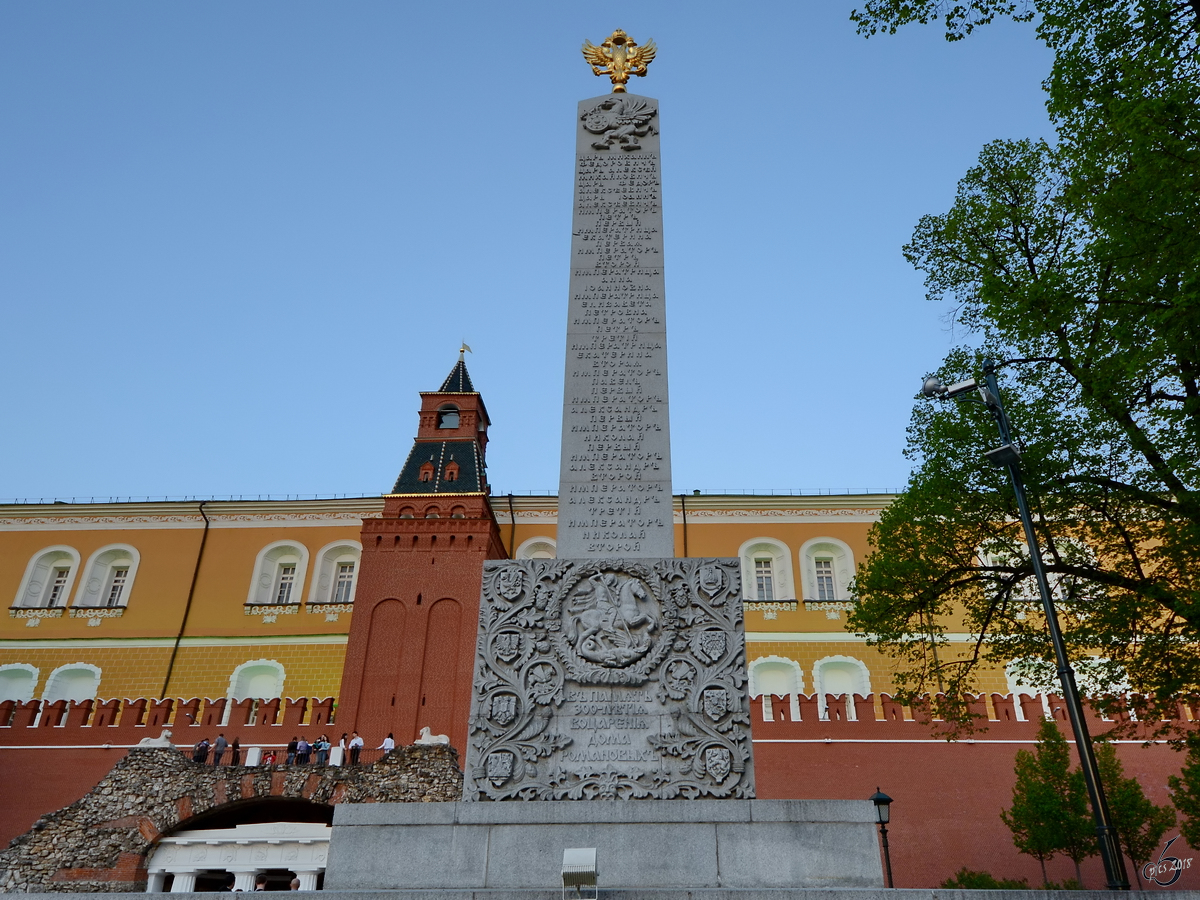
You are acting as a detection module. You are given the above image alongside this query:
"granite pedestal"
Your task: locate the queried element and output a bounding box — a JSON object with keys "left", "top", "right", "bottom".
{"left": 323, "top": 800, "right": 883, "bottom": 891}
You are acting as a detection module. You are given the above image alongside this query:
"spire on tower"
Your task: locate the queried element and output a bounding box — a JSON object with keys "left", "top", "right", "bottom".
{"left": 439, "top": 356, "right": 476, "bottom": 393}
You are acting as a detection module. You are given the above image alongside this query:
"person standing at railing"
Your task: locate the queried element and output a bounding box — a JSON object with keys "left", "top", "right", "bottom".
{"left": 377, "top": 733, "right": 395, "bottom": 755}
{"left": 286, "top": 737, "right": 298, "bottom": 765}
{"left": 192, "top": 738, "right": 210, "bottom": 764}
{"left": 314, "top": 734, "right": 330, "bottom": 766}
{"left": 213, "top": 733, "right": 228, "bottom": 765}
{"left": 296, "top": 736, "right": 311, "bottom": 764}
{"left": 230, "top": 738, "right": 241, "bottom": 765}
{"left": 348, "top": 731, "right": 363, "bottom": 765}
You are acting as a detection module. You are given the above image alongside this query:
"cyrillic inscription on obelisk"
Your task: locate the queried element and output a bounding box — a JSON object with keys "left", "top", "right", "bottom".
{"left": 558, "top": 91, "right": 673, "bottom": 559}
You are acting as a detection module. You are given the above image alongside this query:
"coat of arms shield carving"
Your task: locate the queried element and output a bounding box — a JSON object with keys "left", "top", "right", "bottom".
{"left": 464, "top": 558, "right": 755, "bottom": 801}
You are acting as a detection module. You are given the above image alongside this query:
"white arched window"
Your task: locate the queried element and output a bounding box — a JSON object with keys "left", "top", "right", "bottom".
{"left": 748, "top": 656, "right": 804, "bottom": 696}
{"left": 227, "top": 659, "right": 285, "bottom": 701}
{"left": 979, "top": 538, "right": 1101, "bottom": 612}
{"left": 978, "top": 544, "right": 1042, "bottom": 605}
{"left": 13, "top": 546, "right": 81, "bottom": 609}
{"left": 1005, "top": 657, "right": 1057, "bottom": 721}
{"left": 516, "top": 537, "right": 557, "bottom": 559}
{"left": 799, "top": 537, "right": 855, "bottom": 603}
{"left": 246, "top": 541, "right": 309, "bottom": 607}
{"left": 813, "top": 655, "right": 871, "bottom": 720}
{"left": 307, "top": 541, "right": 362, "bottom": 606}
{"left": 42, "top": 664, "right": 101, "bottom": 703}
{"left": 74, "top": 544, "right": 140, "bottom": 609}
{"left": 0, "top": 664, "right": 39, "bottom": 702}
{"left": 739, "top": 538, "right": 793, "bottom": 602}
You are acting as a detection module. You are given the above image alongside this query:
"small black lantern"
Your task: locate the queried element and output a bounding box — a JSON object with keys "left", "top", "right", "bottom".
{"left": 869, "top": 788, "right": 894, "bottom": 887}
{"left": 870, "top": 788, "right": 892, "bottom": 824}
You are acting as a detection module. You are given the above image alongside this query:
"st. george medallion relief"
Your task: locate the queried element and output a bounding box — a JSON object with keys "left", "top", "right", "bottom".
{"left": 463, "top": 557, "right": 754, "bottom": 801}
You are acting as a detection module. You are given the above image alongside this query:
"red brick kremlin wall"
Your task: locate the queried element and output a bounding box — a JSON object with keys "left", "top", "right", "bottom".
{"left": 1, "top": 691, "right": 1197, "bottom": 889}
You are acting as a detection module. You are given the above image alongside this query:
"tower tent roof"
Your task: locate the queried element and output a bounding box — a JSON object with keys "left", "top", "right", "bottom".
{"left": 390, "top": 440, "right": 485, "bottom": 495}
{"left": 439, "top": 359, "right": 475, "bottom": 393}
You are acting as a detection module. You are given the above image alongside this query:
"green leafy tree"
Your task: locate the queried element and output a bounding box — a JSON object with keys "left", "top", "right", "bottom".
{"left": 941, "top": 868, "right": 1030, "bottom": 889}
{"left": 1094, "top": 741, "right": 1176, "bottom": 888}
{"left": 1167, "top": 733, "right": 1200, "bottom": 850}
{"left": 1002, "top": 719, "right": 1095, "bottom": 885}
{"left": 846, "top": 0, "right": 1200, "bottom": 733}
{"left": 850, "top": 0, "right": 1199, "bottom": 41}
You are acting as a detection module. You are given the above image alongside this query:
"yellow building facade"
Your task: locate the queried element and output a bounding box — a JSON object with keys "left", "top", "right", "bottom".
{"left": 0, "top": 492, "right": 1013, "bottom": 709}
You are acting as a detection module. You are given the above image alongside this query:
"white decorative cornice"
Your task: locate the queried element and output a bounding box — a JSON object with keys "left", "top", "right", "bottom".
{"left": 0, "top": 498, "right": 386, "bottom": 531}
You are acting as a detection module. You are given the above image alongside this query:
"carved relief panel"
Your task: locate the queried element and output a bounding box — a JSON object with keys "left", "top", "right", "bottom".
{"left": 463, "top": 557, "right": 754, "bottom": 800}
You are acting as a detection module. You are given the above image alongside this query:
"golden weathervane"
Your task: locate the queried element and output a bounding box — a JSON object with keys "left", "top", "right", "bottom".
{"left": 582, "top": 29, "right": 657, "bottom": 93}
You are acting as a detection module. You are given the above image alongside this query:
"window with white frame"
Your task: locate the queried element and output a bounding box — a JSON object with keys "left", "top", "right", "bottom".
{"left": 333, "top": 564, "right": 354, "bottom": 602}
{"left": 812, "top": 655, "right": 871, "bottom": 720}
{"left": 42, "top": 664, "right": 102, "bottom": 703}
{"left": 0, "top": 665, "right": 39, "bottom": 703}
{"left": 814, "top": 558, "right": 835, "bottom": 601}
{"left": 275, "top": 566, "right": 297, "bottom": 604}
{"left": 515, "top": 537, "right": 557, "bottom": 559}
{"left": 13, "top": 546, "right": 81, "bottom": 609}
{"left": 225, "top": 659, "right": 286, "bottom": 726}
{"left": 228, "top": 659, "right": 285, "bottom": 701}
{"left": 738, "top": 539, "right": 793, "bottom": 601}
{"left": 799, "top": 538, "right": 855, "bottom": 603}
{"left": 246, "top": 542, "right": 309, "bottom": 607}
{"left": 45, "top": 568, "right": 70, "bottom": 606}
{"left": 748, "top": 657, "right": 804, "bottom": 697}
{"left": 754, "top": 559, "right": 775, "bottom": 601}
{"left": 307, "top": 541, "right": 363, "bottom": 606}
{"left": 978, "top": 538, "right": 1101, "bottom": 612}
{"left": 75, "top": 545, "right": 140, "bottom": 609}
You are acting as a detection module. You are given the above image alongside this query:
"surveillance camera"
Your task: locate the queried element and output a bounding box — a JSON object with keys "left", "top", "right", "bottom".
{"left": 943, "top": 378, "right": 979, "bottom": 399}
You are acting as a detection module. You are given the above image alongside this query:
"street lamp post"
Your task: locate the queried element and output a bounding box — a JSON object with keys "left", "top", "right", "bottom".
{"left": 922, "top": 358, "right": 1130, "bottom": 891}
{"left": 870, "top": 789, "right": 894, "bottom": 888}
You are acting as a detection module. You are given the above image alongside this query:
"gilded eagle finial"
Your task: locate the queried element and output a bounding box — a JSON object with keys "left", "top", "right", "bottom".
{"left": 581, "top": 29, "right": 657, "bottom": 93}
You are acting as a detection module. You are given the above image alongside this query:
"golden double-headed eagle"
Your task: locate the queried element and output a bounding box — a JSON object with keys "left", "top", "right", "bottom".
{"left": 581, "top": 29, "right": 657, "bottom": 93}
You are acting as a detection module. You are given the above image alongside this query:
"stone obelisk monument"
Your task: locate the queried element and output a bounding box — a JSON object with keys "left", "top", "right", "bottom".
{"left": 557, "top": 60, "right": 672, "bottom": 559}
{"left": 324, "top": 34, "right": 882, "bottom": 892}
{"left": 461, "top": 30, "right": 752, "bottom": 802}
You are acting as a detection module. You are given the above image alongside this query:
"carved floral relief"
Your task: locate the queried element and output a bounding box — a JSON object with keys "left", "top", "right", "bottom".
{"left": 464, "top": 557, "right": 754, "bottom": 801}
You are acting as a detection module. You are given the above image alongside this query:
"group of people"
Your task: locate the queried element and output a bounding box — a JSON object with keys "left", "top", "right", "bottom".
{"left": 191, "top": 731, "right": 396, "bottom": 766}
{"left": 282, "top": 734, "right": 333, "bottom": 765}
{"left": 218, "top": 873, "right": 303, "bottom": 891}
{"left": 191, "top": 733, "right": 240, "bottom": 765}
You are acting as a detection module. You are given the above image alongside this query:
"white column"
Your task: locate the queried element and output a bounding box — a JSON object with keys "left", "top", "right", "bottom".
{"left": 328, "top": 746, "right": 343, "bottom": 766}
{"left": 295, "top": 870, "right": 321, "bottom": 891}
{"left": 169, "top": 871, "right": 197, "bottom": 893}
{"left": 231, "top": 871, "right": 259, "bottom": 891}
{"left": 244, "top": 746, "right": 262, "bottom": 766}
{"left": 146, "top": 871, "right": 167, "bottom": 893}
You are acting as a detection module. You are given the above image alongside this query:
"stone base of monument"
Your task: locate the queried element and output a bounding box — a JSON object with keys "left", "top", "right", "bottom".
{"left": 322, "top": 799, "right": 883, "bottom": 890}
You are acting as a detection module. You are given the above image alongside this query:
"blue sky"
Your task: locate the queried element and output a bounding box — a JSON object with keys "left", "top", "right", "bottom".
{"left": 0, "top": 2, "right": 1054, "bottom": 502}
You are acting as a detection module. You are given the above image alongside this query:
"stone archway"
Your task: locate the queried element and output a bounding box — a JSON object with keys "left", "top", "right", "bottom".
{"left": 0, "top": 744, "right": 461, "bottom": 892}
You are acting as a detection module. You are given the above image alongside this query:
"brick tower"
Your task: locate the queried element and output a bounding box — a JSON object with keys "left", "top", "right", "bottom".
{"left": 336, "top": 354, "right": 507, "bottom": 753}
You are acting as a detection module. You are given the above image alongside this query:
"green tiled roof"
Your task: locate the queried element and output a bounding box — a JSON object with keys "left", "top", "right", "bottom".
{"left": 439, "top": 359, "right": 475, "bottom": 393}
{"left": 391, "top": 440, "right": 485, "bottom": 494}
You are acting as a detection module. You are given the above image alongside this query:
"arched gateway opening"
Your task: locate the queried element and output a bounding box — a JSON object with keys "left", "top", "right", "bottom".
{"left": 147, "top": 798, "right": 333, "bottom": 892}
{"left": 0, "top": 744, "right": 461, "bottom": 893}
